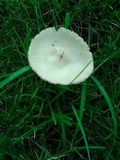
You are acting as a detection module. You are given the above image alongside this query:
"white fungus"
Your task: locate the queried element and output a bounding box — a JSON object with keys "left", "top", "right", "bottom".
{"left": 28, "top": 27, "right": 94, "bottom": 85}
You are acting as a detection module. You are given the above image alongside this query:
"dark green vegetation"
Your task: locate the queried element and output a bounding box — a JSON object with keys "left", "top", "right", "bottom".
{"left": 0, "top": 0, "right": 120, "bottom": 159}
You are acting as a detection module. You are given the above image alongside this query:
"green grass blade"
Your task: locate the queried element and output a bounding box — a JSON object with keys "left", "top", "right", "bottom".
{"left": 52, "top": 0, "right": 61, "bottom": 9}
{"left": 0, "top": 66, "right": 31, "bottom": 89}
{"left": 64, "top": 12, "right": 70, "bottom": 29}
{"left": 13, "top": 118, "right": 53, "bottom": 144}
{"left": 79, "top": 81, "right": 87, "bottom": 121}
{"left": 72, "top": 104, "right": 91, "bottom": 160}
{"left": 93, "top": 50, "right": 120, "bottom": 73}
{"left": 50, "top": 105, "right": 57, "bottom": 125}
{"left": 71, "top": 82, "right": 87, "bottom": 145}
{"left": 90, "top": 75, "right": 117, "bottom": 159}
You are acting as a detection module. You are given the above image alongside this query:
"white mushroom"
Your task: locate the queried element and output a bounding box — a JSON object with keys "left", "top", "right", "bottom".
{"left": 28, "top": 27, "right": 94, "bottom": 85}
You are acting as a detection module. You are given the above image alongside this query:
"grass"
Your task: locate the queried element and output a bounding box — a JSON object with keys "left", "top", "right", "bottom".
{"left": 0, "top": 0, "right": 120, "bottom": 159}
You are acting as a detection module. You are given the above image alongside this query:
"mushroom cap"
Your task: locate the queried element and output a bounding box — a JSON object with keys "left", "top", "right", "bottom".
{"left": 28, "top": 27, "right": 94, "bottom": 85}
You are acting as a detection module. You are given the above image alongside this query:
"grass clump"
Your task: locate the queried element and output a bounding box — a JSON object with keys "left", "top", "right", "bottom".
{"left": 0, "top": 0, "right": 120, "bottom": 159}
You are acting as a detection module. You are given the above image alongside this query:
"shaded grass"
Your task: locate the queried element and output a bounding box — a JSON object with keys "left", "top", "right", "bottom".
{"left": 72, "top": 104, "right": 91, "bottom": 160}
{"left": 0, "top": 66, "right": 30, "bottom": 89}
{"left": 0, "top": 0, "right": 120, "bottom": 159}
{"left": 90, "top": 75, "right": 117, "bottom": 159}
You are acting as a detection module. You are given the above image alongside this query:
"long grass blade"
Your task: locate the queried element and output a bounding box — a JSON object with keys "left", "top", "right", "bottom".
{"left": 71, "top": 82, "right": 87, "bottom": 145}
{"left": 0, "top": 66, "right": 30, "bottom": 89}
{"left": 90, "top": 75, "right": 117, "bottom": 159}
{"left": 79, "top": 81, "right": 87, "bottom": 121}
{"left": 72, "top": 104, "right": 91, "bottom": 160}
